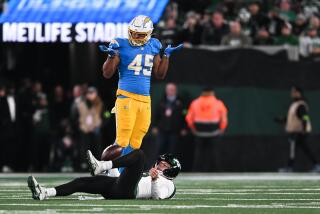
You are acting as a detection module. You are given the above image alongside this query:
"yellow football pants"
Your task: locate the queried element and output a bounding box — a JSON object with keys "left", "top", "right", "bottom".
{"left": 115, "top": 97, "right": 151, "bottom": 149}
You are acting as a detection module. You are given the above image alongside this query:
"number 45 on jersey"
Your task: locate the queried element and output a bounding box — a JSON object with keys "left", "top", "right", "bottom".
{"left": 128, "top": 54, "right": 154, "bottom": 76}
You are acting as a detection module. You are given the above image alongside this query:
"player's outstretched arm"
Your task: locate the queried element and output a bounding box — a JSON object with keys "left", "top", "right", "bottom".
{"left": 102, "top": 55, "right": 120, "bottom": 79}
{"left": 153, "top": 44, "right": 183, "bottom": 79}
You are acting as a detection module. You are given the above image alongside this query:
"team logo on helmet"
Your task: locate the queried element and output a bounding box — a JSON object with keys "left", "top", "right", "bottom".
{"left": 128, "top": 15, "right": 154, "bottom": 46}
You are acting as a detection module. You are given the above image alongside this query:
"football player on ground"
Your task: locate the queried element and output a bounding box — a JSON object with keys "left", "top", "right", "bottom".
{"left": 27, "top": 150, "right": 181, "bottom": 200}
{"left": 99, "top": 15, "right": 183, "bottom": 167}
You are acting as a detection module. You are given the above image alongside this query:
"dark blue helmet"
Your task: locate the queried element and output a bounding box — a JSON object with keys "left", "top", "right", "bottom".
{"left": 157, "top": 154, "right": 181, "bottom": 180}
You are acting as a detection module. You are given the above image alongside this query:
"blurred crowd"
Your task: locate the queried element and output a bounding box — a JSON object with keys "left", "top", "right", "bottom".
{"left": 0, "top": 79, "right": 226, "bottom": 173}
{"left": 0, "top": 79, "right": 114, "bottom": 172}
{"left": 0, "top": 80, "right": 194, "bottom": 173}
{"left": 156, "top": 0, "right": 320, "bottom": 57}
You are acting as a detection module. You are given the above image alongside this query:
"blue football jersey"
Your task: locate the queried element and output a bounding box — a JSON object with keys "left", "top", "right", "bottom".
{"left": 109, "top": 38, "right": 162, "bottom": 96}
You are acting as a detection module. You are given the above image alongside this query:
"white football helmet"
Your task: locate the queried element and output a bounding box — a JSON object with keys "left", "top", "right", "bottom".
{"left": 128, "top": 15, "right": 154, "bottom": 46}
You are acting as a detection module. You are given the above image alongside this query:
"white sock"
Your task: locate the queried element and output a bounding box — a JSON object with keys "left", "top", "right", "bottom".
{"left": 107, "top": 168, "right": 120, "bottom": 177}
{"left": 46, "top": 188, "right": 56, "bottom": 197}
{"left": 101, "top": 161, "right": 113, "bottom": 171}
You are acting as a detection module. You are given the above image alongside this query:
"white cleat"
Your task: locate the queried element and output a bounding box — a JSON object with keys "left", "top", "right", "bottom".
{"left": 27, "top": 176, "right": 48, "bottom": 200}
{"left": 86, "top": 150, "right": 104, "bottom": 176}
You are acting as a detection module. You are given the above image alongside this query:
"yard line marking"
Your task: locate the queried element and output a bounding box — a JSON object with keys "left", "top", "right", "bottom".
{"left": 174, "top": 198, "right": 320, "bottom": 201}
{"left": 178, "top": 192, "right": 320, "bottom": 195}
{"left": 0, "top": 203, "right": 320, "bottom": 209}
{"left": 177, "top": 188, "right": 320, "bottom": 192}
{"left": 2, "top": 197, "right": 320, "bottom": 201}
{"left": 178, "top": 174, "right": 320, "bottom": 181}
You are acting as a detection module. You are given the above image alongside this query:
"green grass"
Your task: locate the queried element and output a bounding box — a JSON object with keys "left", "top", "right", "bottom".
{"left": 0, "top": 173, "right": 320, "bottom": 213}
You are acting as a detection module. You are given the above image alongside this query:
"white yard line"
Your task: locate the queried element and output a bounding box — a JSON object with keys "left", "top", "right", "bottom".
{"left": 178, "top": 192, "right": 320, "bottom": 195}
{"left": 1, "top": 196, "right": 320, "bottom": 201}
{"left": 177, "top": 188, "right": 320, "bottom": 192}
{"left": 0, "top": 203, "right": 320, "bottom": 209}
{"left": 174, "top": 198, "right": 320, "bottom": 201}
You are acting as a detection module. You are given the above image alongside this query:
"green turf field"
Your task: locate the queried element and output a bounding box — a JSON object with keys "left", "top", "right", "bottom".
{"left": 0, "top": 173, "right": 320, "bottom": 213}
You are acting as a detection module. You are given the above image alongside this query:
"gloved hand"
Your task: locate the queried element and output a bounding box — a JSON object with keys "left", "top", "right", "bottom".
{"left": 99, "top": 45, "right": 118, "bottom": 58}
{"left": 164, "top": 44, "right": 183, "bottom": 57}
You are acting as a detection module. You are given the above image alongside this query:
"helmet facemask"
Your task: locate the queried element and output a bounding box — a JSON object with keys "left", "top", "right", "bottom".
{"left": 128, "top": 29, "right": 152, "bottom": 46}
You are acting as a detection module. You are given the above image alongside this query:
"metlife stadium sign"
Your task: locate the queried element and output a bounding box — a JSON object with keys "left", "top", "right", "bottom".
{"left": 0, "top": 0, "right": 168, "bottom": 43}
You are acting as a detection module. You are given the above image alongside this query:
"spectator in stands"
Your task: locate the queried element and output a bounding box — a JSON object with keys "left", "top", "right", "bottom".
{"left": 17, "top": 78, "right": 34, "bottom": 171}
{"left": 221, "top": 21, "right": 252, "bottom": 46}
{"left": 274, "top": 23, "right": 299, "bottom": 45}
{"left": 301, "top": 1, "right": 320, "bottom": 19}
{"left": 278, "top": 86, "right": 320, "bottom": 172}
{"left": 157, "top": 17, "right": 180, "bottom": 46}
{"left": 308, "top": 15, "right": 320, "bottom": 33}
{"left": 299, "top": 26, "right": 320, "bottom": 57}
{"left": 186, "top": 87, "right": 228, "bottom": 172}
{"left": 0, "top": 84, "right": 19, "bottom": 172}
{"left": 50, "top": 85, "right": 72, "bottom": 171}
{"left": 162, "top": 1, "right": 179, "bottom": 21}
{"left": 254, "top": 27, "right": 274, "bottom": 45}
{"left": 50, "top": 85, "right": 70, "bottom": 126}
{"left": 180, "top": 11, "right": 203, "bottom": 47}
{"left": 50, "top": 85, "right": 70, "bottom": 140}
{"left": 218, "top": 0, "right": 240, "bottom": 21}
{"left": 200, "top": 10, "right": 211, "bottom": 26}
{"left": 77, "top": 86, "right": 103, "bottom": 170}
{"left": 277, "top": 0, "right": 296, "bottom": 22}
{"left": 69, "top": 84, "right": 84, "bottom": 170}
{"left": 292, "top": 14, "right": 307, "bottom": 36}
{"left": 30, "top": 93, "right": 51, "bottom": 172}
{"left": 70, "top": 84, "right": 83, "bottom": 134}
{"left": 247, "top": 1, "right": 270, "bottom": 38}
{"left": 152, "top": 83, "right": 187, "bottom": 156}
{"left": 201, "top": 11, "right": 229, "bottom": 45}
{"left": 268, "top": 8, "right": 286, "bottom": 36}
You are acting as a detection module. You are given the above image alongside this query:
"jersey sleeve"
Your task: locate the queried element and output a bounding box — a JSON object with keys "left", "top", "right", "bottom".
{"left": 151, "top": 38, "right": 162, "bottom": 55}
{"left": 151, "top": 179, "right": 175, "bottom": 199}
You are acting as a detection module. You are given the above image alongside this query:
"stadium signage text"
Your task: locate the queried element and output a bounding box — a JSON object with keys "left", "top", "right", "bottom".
{"left": 1, "top": 22, "right": 128, "bottom": 43}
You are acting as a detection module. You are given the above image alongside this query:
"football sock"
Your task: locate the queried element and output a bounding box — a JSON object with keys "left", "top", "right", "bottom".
{"left": 101, "top": 161, "right": 113, "bottom": 171}
{"left": 107, "top": 168, "right": 120, "bottom": 177}
{"left": 119, "top": 145, "right": 134, "bottom": 173}
{"left": 46, "top": 188, "right": 57, "bottom": 197}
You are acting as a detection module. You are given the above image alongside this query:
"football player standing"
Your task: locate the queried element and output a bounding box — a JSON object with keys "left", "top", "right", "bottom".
{"left": 100, "top": 15, "right": 183, "bottom": 166}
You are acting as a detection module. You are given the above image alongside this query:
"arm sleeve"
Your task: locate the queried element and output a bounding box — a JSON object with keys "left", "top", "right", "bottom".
{"left": 151, "top": 179, "right": 174, "bottom": 200}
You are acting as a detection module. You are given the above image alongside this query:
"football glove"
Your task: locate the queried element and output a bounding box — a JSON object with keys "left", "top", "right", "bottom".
{"left": 164, "top": 44, "right": 183, "bottom": 57}
{"left": 99, "top": 45, "right": 118, "bottom": 58}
